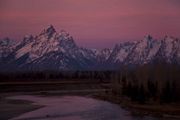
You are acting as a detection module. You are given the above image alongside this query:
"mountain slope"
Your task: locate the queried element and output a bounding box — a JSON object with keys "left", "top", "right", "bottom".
{"left": 0, "top": 25, "right": 180, "bottom": 71}
{"left": 109, "top": 35, "right": 180, "bottom": 66}
{"left": 4, "top": 25, "right": 98, "bottom": 71}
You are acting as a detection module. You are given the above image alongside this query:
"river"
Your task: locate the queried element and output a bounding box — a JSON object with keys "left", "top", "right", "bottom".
{"left": 8, "top": 95, "right": 161, "bottom": 120}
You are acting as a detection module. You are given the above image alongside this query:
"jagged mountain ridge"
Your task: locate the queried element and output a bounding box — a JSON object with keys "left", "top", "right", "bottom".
{"left": 0, "top": 25, "right": 180, "bottom": 71}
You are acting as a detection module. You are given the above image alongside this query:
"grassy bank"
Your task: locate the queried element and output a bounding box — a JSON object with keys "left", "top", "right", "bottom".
{"left": 94, "top": 93, "right": 180, "bottom": 119}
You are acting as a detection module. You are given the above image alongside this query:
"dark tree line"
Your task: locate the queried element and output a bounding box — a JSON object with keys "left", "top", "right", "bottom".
{"left": 112, "top": 63, "right": 180, "bottom": 104}
{"left": 0, "top": 71, "right": 113, "bottom": 83}
{"left": 1, "top": 62, "right": 180, "bottom": 104}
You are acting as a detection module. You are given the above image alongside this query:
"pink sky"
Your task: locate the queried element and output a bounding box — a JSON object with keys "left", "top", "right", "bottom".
{"left": 0, "top": 0, "right": 180, "bottom": 48}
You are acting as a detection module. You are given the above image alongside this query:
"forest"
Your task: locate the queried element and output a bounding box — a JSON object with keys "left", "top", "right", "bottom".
{"left": 112, "top": 63, "right": 180, "bottom": 104}
{"left": 0, "top": 63, "right": 180, "bottom": 104}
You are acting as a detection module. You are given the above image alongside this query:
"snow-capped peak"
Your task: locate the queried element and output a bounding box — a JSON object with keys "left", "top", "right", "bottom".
{"left": 0, "top": 37, "right": 12, "bottom": 46}
{"left": 144, "top": 35, "right": 153, "bottom": 41}
{"left": 40, "top": 25, "right": 56, "bottom": 38}
{"left": 23, "top": 35, "right": 34, "bottom": 44}
{"left": 161, "top": 36, "right": 179, "bottom": 61}
{"left": 16, "top": 25, "right": 77, "bottom": 62}
{"left": 0, "top": 38, "right": 14, "bottom": 58}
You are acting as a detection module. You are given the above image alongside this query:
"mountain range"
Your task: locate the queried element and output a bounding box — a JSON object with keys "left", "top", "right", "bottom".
{"left": 0, "top": 25, "right": 180, "bottom": 71}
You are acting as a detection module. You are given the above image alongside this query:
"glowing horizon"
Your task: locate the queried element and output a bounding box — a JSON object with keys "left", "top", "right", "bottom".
{"left": 0, "top": 0, "right": 180, "bottom": 48}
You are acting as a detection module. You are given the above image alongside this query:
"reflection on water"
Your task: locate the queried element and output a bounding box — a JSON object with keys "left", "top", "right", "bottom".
{"left": 9, "top": 95, "right": 158, "bottom": 120}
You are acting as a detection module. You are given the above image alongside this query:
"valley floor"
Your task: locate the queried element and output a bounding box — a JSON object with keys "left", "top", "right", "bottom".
{"left": 0, "top": 80, "right": 180, "bottom": 120}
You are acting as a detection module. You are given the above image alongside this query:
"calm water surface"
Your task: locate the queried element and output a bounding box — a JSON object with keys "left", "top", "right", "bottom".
{"left": 8, "top": 95, "right": 162, "bottom": 120}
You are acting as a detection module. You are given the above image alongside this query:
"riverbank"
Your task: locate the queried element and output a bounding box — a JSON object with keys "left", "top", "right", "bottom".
{"left": 1, "top": 94, "right": 159, "bottom": 120}
{"left": 93, "top": 93, "right": 180, "bottom": 119}
{"left": 1, "top": 84, "right": 180, "bottom": 120}
{"left": 1, "top": 92, "right": 180, "bottom": 120}
{"left": 0, "top": 94, "right": 42, "bottom": 120}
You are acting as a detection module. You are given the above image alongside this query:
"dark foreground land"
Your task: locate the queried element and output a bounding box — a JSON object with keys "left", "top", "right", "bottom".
{"left": 1, "top": 92, "right": 180, "bottom": 120}
{"left": 0, "top": 94, "right": 42, "bottom": 120}
{"left": 0, "top": 80, "right": 180, "bottom": 120}
{"left": 96, "top": 93, "right": 180, "bottom": 119}
{"left": 0, "top": 68, "right": 180, "bottom": 120}
{"left": 0, "top": 78, "right": 108, "bottom": 120}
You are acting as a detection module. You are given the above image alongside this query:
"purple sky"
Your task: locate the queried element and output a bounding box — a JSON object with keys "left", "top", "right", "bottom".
{"left": 0, "top": 0, "right": 180, "bottom": 48}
